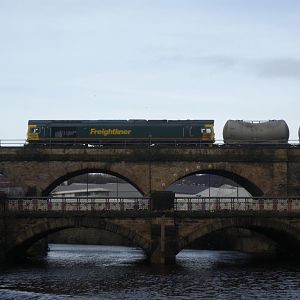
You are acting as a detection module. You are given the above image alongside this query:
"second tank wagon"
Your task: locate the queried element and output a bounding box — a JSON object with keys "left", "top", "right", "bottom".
{"left": 223, "top": 120, "right": 290, "bottom": 144}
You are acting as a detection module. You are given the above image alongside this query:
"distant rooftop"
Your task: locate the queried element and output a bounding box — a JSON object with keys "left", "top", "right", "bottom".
{"left": 52, "top": 183, "right": 109, "bottom": 195}
{"left": 174, "top": 184, "right": 251, "bottom": 198}
{"left": 167, "top": 183, "right": 207, "bottom": 195}
{"left": 52, "top": 183, "right": 143, "bottom": 197}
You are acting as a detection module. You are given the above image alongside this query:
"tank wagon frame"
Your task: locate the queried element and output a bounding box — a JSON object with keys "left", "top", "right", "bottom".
{"left": 27, "top": 119, "right": 215, "bottom": 146}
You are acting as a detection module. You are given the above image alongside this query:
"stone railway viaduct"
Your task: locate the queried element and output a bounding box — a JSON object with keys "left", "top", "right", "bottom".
{"left": 0, "top": 146, "right": 299, "bottom": 197}
{"left": 0, "top": 145, "right": 300, "bottom": 264}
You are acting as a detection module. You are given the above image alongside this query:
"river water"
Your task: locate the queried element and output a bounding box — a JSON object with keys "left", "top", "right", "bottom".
{"left": 0, "top": 244, "right": 300, "bottom": 299}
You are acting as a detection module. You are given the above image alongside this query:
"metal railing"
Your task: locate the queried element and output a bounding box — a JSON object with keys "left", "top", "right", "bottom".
{"left": 1, "top": 197, "right": 150, "bottom": 212}
{"left": 1, "top": 196, "right": 300, "bottom": 213}
{"left": 175, "top": 197, "right": 300, "bottom": 212}
{"left": 0, "top": 139, "right": 299, "bottom": 148}
{"left": 0, "top": 139, "right": 27, "bottom": 147}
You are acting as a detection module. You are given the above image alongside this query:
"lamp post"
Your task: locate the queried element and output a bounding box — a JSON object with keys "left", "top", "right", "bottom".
{"left": 86, "top": 173, "right": 89, "bottom": 199}
{"left": 208, "top": 174, "right": 211, "bottom": 198}
{"left": 117, "top": 179, "right": 119, "bottom": 198}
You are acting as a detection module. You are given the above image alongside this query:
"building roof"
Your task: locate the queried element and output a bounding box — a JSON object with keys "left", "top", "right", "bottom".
{"left": 196, "top": 185, "right": 251, "bottom": 197}
{"left": 174, "top": 184, "right": 251, "bottom": 198}
{"left": 52, "top": 182, "right": 251, "bottom": 198}
{"left": 52, "top": 183, "right": 109, "bottom": 195}
{"left": 167, "top": 183, "right": 207, "bottom": 194}
{"left": 51, "top": 183, "right": 142, "bottom": 197}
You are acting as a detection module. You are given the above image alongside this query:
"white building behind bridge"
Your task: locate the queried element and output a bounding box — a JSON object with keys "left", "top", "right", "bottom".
{"left": 174, "top": 184, "right": 251, "bottom": 198}
{"left": 51, "top": 183, "right": 143, "bottom": 198}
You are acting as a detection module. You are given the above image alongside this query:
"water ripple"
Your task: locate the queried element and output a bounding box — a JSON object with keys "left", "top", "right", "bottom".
{"left": 0, "top": 245, "right": 300, "bottom": 299}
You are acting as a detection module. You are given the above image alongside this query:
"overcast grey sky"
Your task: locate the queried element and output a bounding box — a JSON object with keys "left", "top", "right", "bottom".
{"left": 0, "top": 0, "right": 299, "bottom": 140}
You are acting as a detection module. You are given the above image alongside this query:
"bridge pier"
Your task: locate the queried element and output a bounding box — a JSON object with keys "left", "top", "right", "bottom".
{"left": 26, "top": 238, "right": 48, "bottom": 258}
{"left": 149, "top": 216, "right": 177, "bottom": 264}
{"left": 0, "top": 219, "right": 7, "bottom": 264}
{"left": 148, "top": 192, "right": 177, "bottom": 264}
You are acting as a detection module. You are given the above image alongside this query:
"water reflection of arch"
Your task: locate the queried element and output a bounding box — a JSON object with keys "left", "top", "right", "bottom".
{"left": 42, "top": 168, "right": 145, "bottom": 197}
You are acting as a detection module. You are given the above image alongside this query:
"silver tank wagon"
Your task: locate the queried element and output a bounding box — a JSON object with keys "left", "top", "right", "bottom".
{"left": 223, "top": 120, "right": 289, "bottom": 144}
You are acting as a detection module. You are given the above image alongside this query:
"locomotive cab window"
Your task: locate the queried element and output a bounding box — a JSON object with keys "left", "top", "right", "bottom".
{"left": 201, "top": 128, "right": 212, "bottom": 134}
{"left": 30, "top": 128, "right": 40, "bottom": 134}
{"left": 51, "top": 127, "right": 77, "bottom": 138}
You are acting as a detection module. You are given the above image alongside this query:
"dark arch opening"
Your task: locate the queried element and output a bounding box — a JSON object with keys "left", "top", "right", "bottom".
{"left": 7, "top": 221, "right": 149, "bottom": 262}
{"left": 168, "top": 169, "right": 263, "bottom": 197}
{"left": 42, "top": 168, "right": 144, "bottom": 196}
{"left": 48, "top": 227, "right": 134, "bottom": 247}
{"left": 186, "top": 227, "right": 279, "bottom": 254}
{"left": 178, "top": 222, "right": 300, "bottom": 258}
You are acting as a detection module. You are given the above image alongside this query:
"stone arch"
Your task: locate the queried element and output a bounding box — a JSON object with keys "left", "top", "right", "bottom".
{"left": 42, "top": 168, "right": 145, "bottom": 196}
{"left": 0, "top": 169, "right": 25, "bottom": 196}
{"left": 178, "top": 217, "right": 300, "bottom": 256}
{"left": 7, "top": 217, "right": 151, "bottom": 258}
{"left": 168, "top": 168, "right": 264, "bottom": 197}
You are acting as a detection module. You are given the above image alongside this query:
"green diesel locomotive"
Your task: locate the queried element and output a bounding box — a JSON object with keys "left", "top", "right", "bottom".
{"left": 27, "top": 119, "right": 215, "bottom": 144}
